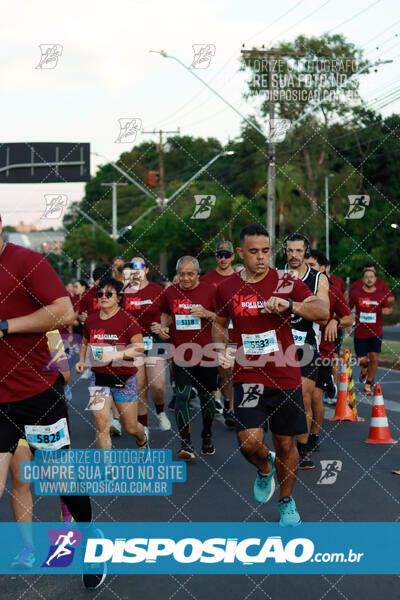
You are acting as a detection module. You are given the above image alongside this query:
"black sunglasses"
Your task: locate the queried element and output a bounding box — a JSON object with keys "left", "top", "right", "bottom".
{"left": 216, "top": 251, "right": 232, "bottom": 259}
{"left": 96, "top": 290, "right": 115, "bottom": 299}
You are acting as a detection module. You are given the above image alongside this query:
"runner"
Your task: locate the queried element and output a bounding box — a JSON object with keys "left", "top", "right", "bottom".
{"left": 112, "top": 256, "right": 125, "bottom": 283}
{"left": 349, "top": 268, "right": 392, "bottom": 395}
{"left": 76, "top": 278, "right": 148, "bottom": 449}
{"left": 305, "top": 250, "right": 353, "bottom": 452}
{"left": 283, "top": 233, "right": 330, "bottom": 470}
{"left": 201, "top": 241, "right": 236, "bottom": 428}
{"left": 123, "top": 256, "right": 171, "bottom": 438}
{"left": 159, "top": 256, "right": 217, "bottom": 459}
{"left": 325, "top": 261, "right": 347, "bottom": 391}
{"left": 213, "top": 224, "right": 328, "bottom": 526}
{"left": 0, "top": 214, "right": 106, "bottom": 589}
{"left": 349, "top": 262, "right": 395, "bottom": 307}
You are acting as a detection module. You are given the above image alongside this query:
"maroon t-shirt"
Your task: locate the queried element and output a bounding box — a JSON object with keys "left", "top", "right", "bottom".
{"left": 79, "top": 287, "right": 100, "bottom": 315}
{"left": 159, "top": 282, "right": 216, "bottom": 365}
{"left": 215, "top": 270, "right": 313, "bottom": 389}
{"left": 0, "top": 243, "right": 69, "bottom": 403}
{"left": 123, "top": 282, "right": 163, "bottom": 335}
{"left": 320, "top": 284, "right": 351, "bottom": 359}
{"left": 349, "top": 278, "right": 392, "bottom": 302}
{"left": 83, "top": 309, "right": 141, "bottom": 375}
{"left": 201, "top": 269, "right": 234, "bottom": 288}
{"left": 349, "top": 286, "right": 390, "bottom": 338}
{"left": 329, "top": 274, "right": 346, "bottom": 296}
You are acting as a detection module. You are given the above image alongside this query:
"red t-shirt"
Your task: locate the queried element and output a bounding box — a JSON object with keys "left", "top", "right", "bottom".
{"left": 83, "top": 309, "right": 141, "bottom": 375}
{"left": 159, "top": 282, "right": 216, "bottom": 365}
{"left": 215, "top": 270, "right": 313, "bottom": 389}
{"left": 350, "top": 278, "right": 392, "bottom": 302}
{"left": 79, "top": 287, "right": 100, "bottom": 315}
{"left": 72, "top": 295, "right": 80, "bottom": 311}
{"left": 329, "top": 274, "right": 346, "bottom": 296}
{"left": 349, "top": 286, "right": 390, "bottom": 338}
{"left": 319, "top": 284, "right": 351, "bottom": 359}
{"left": 123, "top": 282, "right": 163, "bottom": 335}
{"left": 0, "top": 243, "right": 69, "bottom": 403}
{"left": 201, "top": 269, "right": 234, "bottom": 288}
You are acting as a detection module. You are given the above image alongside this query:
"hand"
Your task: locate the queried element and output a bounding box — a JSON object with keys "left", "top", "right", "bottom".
{"left": 159, "top": 326, "right": 170, "bottom": 340}
{"left": 190, "top": 305, "right": 207, "bottom": 318}
{"left": 98, "top": 350, "right": 117, "bottom": 364}
{"left": 75, "top": 361, "right": 86, "bottom": 374}
{"left": 217, "top": 350, "right": 235, "bottom": 369}
{"left": 150, "top": 322, "right": 162, "bottom": 334}
{"left": 80, "top": 311, "right": 88, "bottom": 323}
{"left": 262, "top": 297, "right": 290, "bottom": 314}
{"left": 324, "top": 319, "right": 338, "bottom": 342}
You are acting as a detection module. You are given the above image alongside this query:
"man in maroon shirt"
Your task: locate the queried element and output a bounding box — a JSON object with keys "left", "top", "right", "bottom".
{"left": 349, "top": 268, "right": 392, "bottom": 395}
{"left": 159, "top": 256, "right": 218, "bottom": 460}
{"left": 349, "top": 262, "right": 394, "bottom": 306}
{"left": 213, "top": 224, "right": 328, "bottom": 526}
{"left": 0, "top": 215, "right": 106, "bottom": 589}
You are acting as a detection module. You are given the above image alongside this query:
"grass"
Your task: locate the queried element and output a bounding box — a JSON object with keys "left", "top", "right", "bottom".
{"left": 342, "top": 335, "right": 400, "bottom": 363}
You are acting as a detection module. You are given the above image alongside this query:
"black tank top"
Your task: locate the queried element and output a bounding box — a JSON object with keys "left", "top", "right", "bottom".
{"left": 285, "top": 265, "right": 321, "bottom": 349}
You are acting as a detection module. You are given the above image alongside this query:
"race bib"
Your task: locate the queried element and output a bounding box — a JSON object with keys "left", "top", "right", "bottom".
{"left": 91, "top": 345, "right": 117, "bottom": 361}
{"left": 360, "top": 312, "right": 376, "bottom": 323}
{"left": 292, "top": 329, "right": 307, "bottom": 346}
{"left": 143, "top": 336, "right": 153, "bottom": 351}
{"left": 175, "top": 315, "right": 201, "bottom": 330}
{"left": 25, "top": 418, "right": 70, "bottom": 450}
{"left": 242, "top": 330, "right": 279, "bottom": 355}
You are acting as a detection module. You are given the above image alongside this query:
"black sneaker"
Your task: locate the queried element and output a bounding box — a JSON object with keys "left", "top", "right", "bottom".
{"left": 299, "top": 455, "right": 315, "bottom": 470}
{"left": 178, "top": 442, "right": 195, "bottom": 460}
{"left": 325, "top": 375, "right": 337, "bottom": 399}
{"left": 82, "top": 529, "right": 107, "bottom": 590}
{"left": 223, "top": 408, "right": 236, "bottom": 429}
{"left": 201, "top": 435, "right": 215, "bottom": 456}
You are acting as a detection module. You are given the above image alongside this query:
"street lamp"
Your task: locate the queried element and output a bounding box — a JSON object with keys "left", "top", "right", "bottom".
{"left": 324, "top": 174, "right": 334, "bottom": 260}
{"left": 391, "top": 223, "right": 400, "bottom": 230}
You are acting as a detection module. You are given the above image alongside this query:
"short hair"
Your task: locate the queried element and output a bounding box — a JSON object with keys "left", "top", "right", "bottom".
{"left": 112, "top": 256, "right": 124, "bottom": 263}
{"left": 309, "top": 249, "right": 329, "bottom": 267}
{"left": 93, "top": 265, "right": 112, "bottom": 285}
{"left": 362, "top": 262, "right": 376, "bottom": 271}
{"left": 239, "top": 224, "right": 269, "bottom": 246}
{"left": 77, "top": 279, "right": 89, "bottom": 290}
{"left": 98, "top": 277, "right": 124, "bottom": 302}
{"left": 284, "top": 232, "right": 310, "bottom": 248}
{"left": 176, "top": 256, "right": 200, "bottom": 272}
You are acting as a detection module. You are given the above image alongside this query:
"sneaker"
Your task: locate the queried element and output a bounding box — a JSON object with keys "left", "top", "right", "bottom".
{"left": 201, "top": 435, "right": 215, "bottom": 456}
{"left": 82, "top": 529, "right": 107, "bottom": 590}
{"left": 110, "top": 415, "right": 122, "bottom": 437}
{"left": 363, "top": 383, "right": 373, "bottom": 396}
{"left": 137, "top": 433, "right": 149, "bottom": 449}
{"left": 325, "top": 375, "right": 337, "bottom": 400}
{"left": 214, "top": 399, "right": 224, "bottom": 415}
{"left": 157, "top": 411, "right": 171, "bottom": 431}
{"left": 143, "top": 426, "right": 149, "bottom": 441}
{"left": 253, "top": 452, "right": 276, "bottom": 503}
{"left": 359, "top": 368, "right": 368, "bottom": 384}
{"left": 278, "top": 497, "right": 301, "bottom": 527}
{"left": 223, "top": 408, "right": 236, "bottom": 429}
{"left": 323, "top": 393, "right": 337, "bottom": 406}
{"left": 299, "top": 455, "right": 315, "bottom": 470}
{"left": 11, "top": 544, "right": 35, "bottom": 568}
{"left": 178, "top": 442, "right": 195, "bottom": 460}
{"left": 60, "top": 498, "right": 75, "bottom": 522}
{"left": 64, "top": 384, "right": 72, "bottom": 402}
{"left": 80, "top": 368, "right": 91, "bottom": 380}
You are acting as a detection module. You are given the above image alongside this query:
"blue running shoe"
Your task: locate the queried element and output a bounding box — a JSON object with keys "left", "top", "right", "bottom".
{"left": 253, "top": 452, "right": 275, "bottom": 503}
{"left": 12, "top": 544, "right": 35, "bottom": 568}
{"left": 278, "top": 496, "right": 301, "bottom": 527}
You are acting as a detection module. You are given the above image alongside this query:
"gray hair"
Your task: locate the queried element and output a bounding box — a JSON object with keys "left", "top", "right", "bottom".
{"left": 176, "top": 255, "right": 200, "bottom": 272}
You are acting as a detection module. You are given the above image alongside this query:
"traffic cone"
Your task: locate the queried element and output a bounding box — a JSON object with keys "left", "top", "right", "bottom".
{"left": 328, "top": 357, "right": 357, "bottom": 421}
{"left": 365, "top": 384, "right": 397, "bottom": 444}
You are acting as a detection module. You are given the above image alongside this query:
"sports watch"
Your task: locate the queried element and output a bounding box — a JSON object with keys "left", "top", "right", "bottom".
{"left": 0, "top": 320, "right": 9, "bottom": 336}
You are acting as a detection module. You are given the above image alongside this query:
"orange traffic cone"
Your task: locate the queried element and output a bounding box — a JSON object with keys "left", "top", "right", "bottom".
{"left": 365, "top": 384, "right": 397, "bottom": 444}
{"left": 328, "top": 359, "right": 357, "bottom": 421}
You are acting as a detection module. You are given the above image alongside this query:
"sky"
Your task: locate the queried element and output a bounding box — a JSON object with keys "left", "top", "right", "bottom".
{"left": 1, "top": 0, "right": 399, "bottom": 229}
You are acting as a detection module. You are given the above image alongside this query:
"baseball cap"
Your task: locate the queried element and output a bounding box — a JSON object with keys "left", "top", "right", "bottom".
{"left": 216, "top": 241, "right": 233, "bottom": 254}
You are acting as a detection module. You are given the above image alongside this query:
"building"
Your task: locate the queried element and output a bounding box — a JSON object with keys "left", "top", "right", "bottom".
{"left": 7, "top": 231, "right": 65, "bottom": 254}
{"left": 15, "top": 221, "right": 37, "bottom": 233}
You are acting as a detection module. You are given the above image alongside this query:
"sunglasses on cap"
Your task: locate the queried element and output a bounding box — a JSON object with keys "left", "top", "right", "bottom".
{"left": 216, "top": 251, "right": 232, "bottom": 259}
{"left": 96, "top": 290, "right": 115, "bottom": 299}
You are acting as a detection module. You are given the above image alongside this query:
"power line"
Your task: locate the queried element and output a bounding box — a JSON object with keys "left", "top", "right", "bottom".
{"left": 327, "top": 0, "right": 382, "bottom": 34}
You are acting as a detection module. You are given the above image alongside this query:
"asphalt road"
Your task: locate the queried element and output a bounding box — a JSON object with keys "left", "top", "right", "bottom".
{"left": 1, "top": 365, "right": 399, "bottom": 599}
{"left": 383, "top": 325, "right": 400, "bottom": 342}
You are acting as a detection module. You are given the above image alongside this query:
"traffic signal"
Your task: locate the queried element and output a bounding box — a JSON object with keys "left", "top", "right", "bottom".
{"left": 144, "top": 170, "right": 159, "bottom": 187}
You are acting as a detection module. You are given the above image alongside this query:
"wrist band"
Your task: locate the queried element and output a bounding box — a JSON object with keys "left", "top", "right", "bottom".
{"left": 287, "top": 298, "right": 293, "bottom": 313}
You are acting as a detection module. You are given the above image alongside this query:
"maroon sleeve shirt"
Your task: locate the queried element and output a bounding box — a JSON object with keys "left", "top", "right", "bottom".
{"left": 123, "top": 282, "right": 163, "bottom": 335}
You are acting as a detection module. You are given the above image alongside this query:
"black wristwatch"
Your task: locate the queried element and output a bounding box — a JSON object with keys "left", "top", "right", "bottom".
{"left": 335, "top": 317, "right": 341, "bottom": 327}
{"left": 0, "top": 320, "right": 9, "bottom": 336}
{"left": 287, "top": 298, "right": 293, "bottom": 313}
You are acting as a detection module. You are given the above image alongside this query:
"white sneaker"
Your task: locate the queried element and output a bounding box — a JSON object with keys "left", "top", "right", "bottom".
{"left": 157, "top": 412, "right": 171, "bottom": 431}
{"left": 110, "top": 415, "right": 122, "bottom": 437}
{"left": 144, "top": 426, "right": 149, "bottom": 442}
{"left": 64, "top": 384, "right": 72, "bottom": 402}
{"left": 80, "top": 369, "right": 91, "bottom": 380}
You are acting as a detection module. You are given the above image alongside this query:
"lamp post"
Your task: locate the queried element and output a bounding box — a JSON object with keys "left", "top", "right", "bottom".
{"left": 324, "top": 174, "right": 334, "bottom": 260}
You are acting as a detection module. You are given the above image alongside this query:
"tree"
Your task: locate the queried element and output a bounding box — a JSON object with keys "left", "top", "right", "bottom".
{"left": 63, "top": 224, "right": 120, "bottom": 264}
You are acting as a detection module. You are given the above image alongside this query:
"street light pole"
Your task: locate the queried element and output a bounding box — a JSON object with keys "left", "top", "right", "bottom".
{"left": 101, "top": 182, "right": 128, "bottom": 239}
{"left": 324, "top": 174, "right": 334, "bottom": 261}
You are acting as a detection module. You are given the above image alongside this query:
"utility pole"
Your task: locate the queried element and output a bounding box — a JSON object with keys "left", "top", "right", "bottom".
{"left": 142, "top": 128, "right": 180, "bottom": 275}
{"left": 101, "top": 182, "right": 128, "bottom": 239}
{"left": 241, "top": 48, "right": 304, "bottom": 266}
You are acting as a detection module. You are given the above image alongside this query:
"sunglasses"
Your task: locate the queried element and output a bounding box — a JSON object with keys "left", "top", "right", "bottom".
{"left": 96, "top": 290, "right": 115, "bottom": 299}
{"left": 131, "top": 261, "right": 145, "bottom": 270}
{"left": 216, "top": 252, "right": 232, "bottom": 259}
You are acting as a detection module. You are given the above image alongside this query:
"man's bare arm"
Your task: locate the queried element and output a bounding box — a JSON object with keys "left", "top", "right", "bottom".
{"left": 212, "top": 315, "right": 230, "bottom": 347}
{"left": 6, "top": 296, "right": 74, "bottom": 336}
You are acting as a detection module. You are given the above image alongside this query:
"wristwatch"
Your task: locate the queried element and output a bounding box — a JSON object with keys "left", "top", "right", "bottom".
{"left": 0, "top": 320, "right": 9, "bottom": 336}
{"left": 287, "top": 298, "right": 294, "bottom": 313}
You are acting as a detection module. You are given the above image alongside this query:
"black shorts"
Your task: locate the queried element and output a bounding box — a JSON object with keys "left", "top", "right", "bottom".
{"left": 354, "top": 336, "right": 382, "bottom": 357}
{"left": 297, "top": 344, "right": 320, "bottom": 382}
{"left": 143, "top": 333, "right": 167, "bottom": 358}
{"left": 233, "top": 382, "right": 307, "bottom": 436}
{"left": 0, "top": 374, "right": 70, "bottom": 453}
{"left": 172, "top": 363, "right": 218, "bottom": 395}
{"left": 315, "top": 363, "right": 333, "bottom": 391}
{"left": 334, "top": 328, "right": 343, "bottom": 355}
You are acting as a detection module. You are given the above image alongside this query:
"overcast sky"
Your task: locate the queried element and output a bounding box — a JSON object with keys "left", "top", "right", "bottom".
{"left": 1, "top": 0, "right": 399, "bottom": 228}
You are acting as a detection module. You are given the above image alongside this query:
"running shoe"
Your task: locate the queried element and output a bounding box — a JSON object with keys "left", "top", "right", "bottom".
{"left": 201, "top": 435, "right": 215, "bottom": 456}
{"left": 64, "top": 384, "right": 73, "bottom": 402}
{"left": 214, "top": 399, "right": 224, "bottom": 415}
{"left": 157, "top": 411, "right": 172, "bottom": 431}
{"left": 253, "top": 452, "right": 275, "bottom": 503}
{"left": 110, "top": 415, "right": 122, "bottom": 437}
{"left": 60, "top": 498, "right": 75, "bottom": 523}
{"left": 359, "top": 368, "right": 368, "bottom": 384}
{"left": 278, "top": 497, "right": 301, "bottom": 527}
{"left": 325, "top": 375, "right": 337, "bottom": 400}
{"left": 178, "top": 442, "right": 195, "bottom": 461}
{"left": 223, "top": 408, "right": 236, "bottom": 429}
{"left": 82, "top": 529, "right": 107, "bottom": 590}
{"left": 363, "top": 383, "right": 373, "bottom": 396}
{"left": 137, "top": 433, "right": 149, "bottom": 450}
{"left": 80, "top": 369, "right": 91, "bottom": 380}
{"left": 11, "top": 544, "right": 35, "bottom": 568}
{"left": 299, "top": 455, "right": 315, "bottom": 470}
